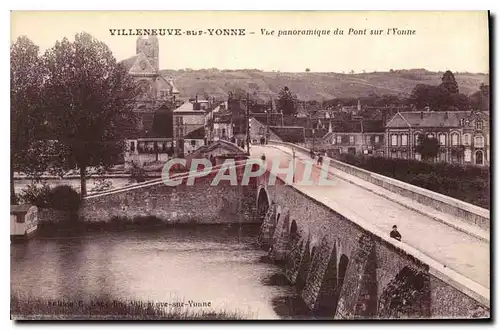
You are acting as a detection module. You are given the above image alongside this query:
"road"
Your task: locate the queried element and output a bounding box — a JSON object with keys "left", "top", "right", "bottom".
{"left": 249, "top": 144, "right": 490, "bottom": 289}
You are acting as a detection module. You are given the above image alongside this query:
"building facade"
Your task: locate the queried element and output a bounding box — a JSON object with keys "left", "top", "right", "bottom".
{"left": 312, "top": 120, "right": 385, "bottom": 157}
{"left": 173, "top": 101, "right": 207, "bottom": 157}
{"left": 385, "top": 110, "right": 490, "bottom": 166}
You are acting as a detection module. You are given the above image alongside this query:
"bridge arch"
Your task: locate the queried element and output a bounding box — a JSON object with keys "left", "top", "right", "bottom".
{"left": 290, "top": 219, "right": 298, "bottom": 236}
{"left": 256, "top": 187, "right": 271, "bottom": 223}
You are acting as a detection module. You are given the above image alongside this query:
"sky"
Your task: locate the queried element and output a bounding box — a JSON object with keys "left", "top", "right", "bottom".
{"left": 10, "top": 11, "right": 489, "bottom": 73}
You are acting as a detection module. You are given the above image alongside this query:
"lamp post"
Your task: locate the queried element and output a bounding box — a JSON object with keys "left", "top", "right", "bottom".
{"left": 292, "top": 147, "right": 296, "bottom": 184}
{"left": 246, "top": 93, "right": 250, "bottom": 154}
{"left": 265, "top": 109, "right": 269, "bottom": 144}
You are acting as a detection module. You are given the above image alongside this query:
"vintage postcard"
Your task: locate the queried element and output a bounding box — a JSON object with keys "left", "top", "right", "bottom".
{"left": 10, "top": 11, "right": 490, "bottom": 320}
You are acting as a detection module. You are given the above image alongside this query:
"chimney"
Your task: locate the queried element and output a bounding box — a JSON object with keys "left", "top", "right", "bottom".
{"left": 420, "top": 111, "right": 424, "bottom": 119}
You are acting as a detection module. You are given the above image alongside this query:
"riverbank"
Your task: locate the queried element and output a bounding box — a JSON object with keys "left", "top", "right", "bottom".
{"left": 34, "top": 219, "right": 260, "bottom": 238}
{"left": 11, "top": 294, "right": 246, "bottom": 320}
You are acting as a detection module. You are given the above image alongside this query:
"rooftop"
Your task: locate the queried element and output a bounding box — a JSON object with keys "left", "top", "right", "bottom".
{"left": 386, "top": 110, "right": 489, "bottom": 128}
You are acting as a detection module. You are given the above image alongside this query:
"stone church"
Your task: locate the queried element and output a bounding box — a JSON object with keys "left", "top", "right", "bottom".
{"left": 121, "top": 35, "right": 181, "bottom": 165}
{"left": 124, "top": 35, "right": 180, "bottom": 107}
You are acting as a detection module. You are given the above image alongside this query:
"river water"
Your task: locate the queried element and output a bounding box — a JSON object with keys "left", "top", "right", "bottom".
{"left": 11, "top": 225, "right": 303, "bottom": 320}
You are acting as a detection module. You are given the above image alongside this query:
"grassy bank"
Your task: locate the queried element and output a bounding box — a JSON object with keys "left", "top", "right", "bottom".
{"left": 11, "top": 294, "right": 246, "bottom": 320}
{"left": 334, "top": 154, "right": 490, "bottom": 209}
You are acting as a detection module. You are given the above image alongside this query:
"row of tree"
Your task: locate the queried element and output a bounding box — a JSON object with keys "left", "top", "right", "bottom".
{"left": 11, "top": 33, "right": 139, "bottom": 202}
{"left": 273, "top": 71, "right": 489, "bottom": 116}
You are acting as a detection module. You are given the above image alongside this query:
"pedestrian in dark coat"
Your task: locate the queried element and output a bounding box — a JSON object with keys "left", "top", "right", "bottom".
{"left": 390, "top": 225, "right": 402, "bottom": 241}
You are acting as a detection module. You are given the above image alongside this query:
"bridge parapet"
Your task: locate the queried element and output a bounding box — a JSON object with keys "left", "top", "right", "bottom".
{"left": 266, "top": 140, "right": 489, "bottom": 230}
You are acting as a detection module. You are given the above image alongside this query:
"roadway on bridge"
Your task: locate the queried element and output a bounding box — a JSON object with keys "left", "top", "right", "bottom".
{"left": 250, "top": 145, "right": 489, "bottom": 289}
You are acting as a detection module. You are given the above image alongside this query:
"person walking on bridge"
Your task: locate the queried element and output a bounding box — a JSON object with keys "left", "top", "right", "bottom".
{"left": 390, "top": 225, "right": 402, "bottom": 242}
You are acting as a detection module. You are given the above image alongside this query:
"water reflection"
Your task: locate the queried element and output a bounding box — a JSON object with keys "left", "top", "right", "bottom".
{"left": 11, "top": 225, "right": 302, "bottom": 319}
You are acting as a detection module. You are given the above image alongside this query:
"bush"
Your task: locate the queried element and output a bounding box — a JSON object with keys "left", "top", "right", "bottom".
{"left": 334, "top": 154, "right": 490, "bottom": 209}
{"left": 18, "top": 183, "right": 81, "bottom": 212}
{"left": 47, "top": 185, "right": 81, "bottom": 212}
{"left": 18, "top": 182, "right": 52, "bottom": 207}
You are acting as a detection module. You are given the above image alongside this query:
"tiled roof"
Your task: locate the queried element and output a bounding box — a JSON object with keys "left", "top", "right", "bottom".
{"left": 269, "top": 126, "right": 305, "bottom": 143}
{"left": 386, "top": 111, "right": 489, "bottom": 128}
{"left": 250, "top": 113, "right": 284, "bottom": 127}
{"left": 174, "top": 101, "right": 206, "bottom": 113}
{"left": 330, "top": 120, "right": 363, "bottom": 133}
{"left": 120, "top": 55, "right": 138, "bottom": 71}
{"left": 305, "top": 128, "right": 329, "bottom": 139}
{"left": 361, "top": 120, "right": 385, "bottom": 132}
{"left": 184, "top": 126, "right": 206, "bottom": 139}
{"left": 283, "top": 116, "right": 309, "bottom": 127}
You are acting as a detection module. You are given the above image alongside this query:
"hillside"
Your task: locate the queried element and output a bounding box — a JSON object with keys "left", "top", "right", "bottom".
{"left": 159, "top": 69, "right": 489, "bottom": 101}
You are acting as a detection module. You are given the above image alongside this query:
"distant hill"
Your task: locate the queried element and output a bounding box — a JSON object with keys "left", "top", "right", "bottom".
{"left": 159, "top": 68, "right": 489, "bottom": 101}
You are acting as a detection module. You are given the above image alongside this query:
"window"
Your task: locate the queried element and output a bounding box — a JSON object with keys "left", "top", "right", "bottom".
{"left": 337, "top": 136, "right": 342, "bottom": 144}
{"left": 374, "top": 136, "right": 380, "bottom": 144}
{"left": 331, "top": 136, "right": 336, "bottom": 145}
{"left": 475, "top": 135, "right": 485, "bottom": 148}
{"left": 414, "top": 134, "right": 421, "bottom": 146}
{"left": 365, "top": 135, "right": 371, "bottom": 145}
{"left": 401, "top": 134, "right": 408, "bottom": 146}
{"left": 130, "top": 141, "right": 136, "bottom": 152}
{"left": 460, "top": 118, "right": 464, "bottom": 126}
{"left": 191, "top": 140, "right": 196, "bottom": 147}
{"left": 476, "top": 121, "right": 483, "bottom": 130}
{"left": 16, "top": 214, "right": 24, "bottom": 223}
{"left": 391, "top": 135, "right": 398, "bottom": 146}
{"left": 439, "top": 151, "right": 446, "bottom": 162}
{"left": 439, "top": 134, "right": 446, "bottom": 146}
{"left": 463, "top": 134, "right": 471, "bottom": 146}
{"left": 451, "top": 133, "right": 459, "bottom": 146}
{"left": 222, "top": 128, "right": 226, "bottom": 137}
{"left": 464, "top": 149, "right": 472, "bottom": 162}
{"left": 349, "top": 136, "right": 355, "bottom": 144}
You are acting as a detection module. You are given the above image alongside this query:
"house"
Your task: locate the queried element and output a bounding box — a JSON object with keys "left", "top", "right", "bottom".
{"left": 173, "top": 100, "right": 207, "bottom": 157}
{"left": 268, "top": 126, "right": 306, "bottom": 145}
{"left": 182, "top": 126, "right": 206, "bottom": 156}
{"left": 209, "top": 112, "right": 233, "bottom": 142}
{"left": 317, "top": 120, "right": 385, "bottom": 157}
{"left": 185, "top": 139, "right": 248, "bottom": 166}
{"left": 385, "top": 110, "right": 490, "bottom": 165}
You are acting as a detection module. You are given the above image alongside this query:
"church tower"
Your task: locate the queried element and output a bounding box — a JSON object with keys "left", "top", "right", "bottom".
{"left": 136, "top": 35, "right": 159, "bottom": 72}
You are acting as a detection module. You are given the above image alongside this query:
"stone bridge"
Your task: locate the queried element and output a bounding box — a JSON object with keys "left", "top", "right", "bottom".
{"left": 77, "top": 140, "right": 490, "bottom": 319}
{"left": 252, "top": 141, "right": 489, "bottom": 319}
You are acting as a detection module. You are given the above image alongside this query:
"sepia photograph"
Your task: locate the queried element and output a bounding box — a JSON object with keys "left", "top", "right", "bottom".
{"left": 9, "top": 10, "right": 490, "bottom": 320}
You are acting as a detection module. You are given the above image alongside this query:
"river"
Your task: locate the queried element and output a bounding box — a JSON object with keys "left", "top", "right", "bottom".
{"left": 11, "top": 225, "right": 306, "bottom": 320}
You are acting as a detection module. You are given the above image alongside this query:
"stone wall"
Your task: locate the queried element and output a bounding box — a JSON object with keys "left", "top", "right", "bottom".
{"left": 260, "top": 178, "right": 489, "bottom": 319}
{"left": 79, "top": 174, "right": 258, "bottom": 224}
{"left": 38, "top": 208, "right": 72, "bottom": 223}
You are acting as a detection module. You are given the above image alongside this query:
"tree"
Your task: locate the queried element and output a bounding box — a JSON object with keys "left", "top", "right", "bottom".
{"left": 440, "top": 70, "right": 459, "bottom": 94}
{"left": 277, "top": 86, "right": 298, "bottom": 116}
{"left": 11, "top": 36, "right": 48, "bottom": 204}
{"left": 415, "top": 136, "right": 440, "bottom": 161}
{"left": 408, "top": 84, "right": 451, "bottom": 110}
{"left": 42, "top": 32, "right": 138, "bottom": 196}
{"left": 305, "top": 68, "right": 310, "bottom": 72}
